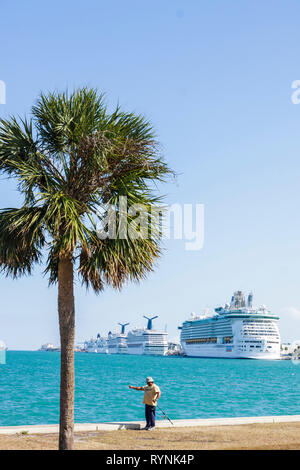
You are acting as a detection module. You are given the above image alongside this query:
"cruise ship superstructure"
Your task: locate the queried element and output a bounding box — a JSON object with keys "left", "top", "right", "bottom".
{"left": 84, "top": 334, "right": 108, "bottom": 354}
{"left": 107, "top": 323, "right": 129, "bottom": 354}
{"left": 126, "top": 316, "right": 168, "bottom": 356}
{"left": 179, "top": 291, "right": 281, "bottom": 359}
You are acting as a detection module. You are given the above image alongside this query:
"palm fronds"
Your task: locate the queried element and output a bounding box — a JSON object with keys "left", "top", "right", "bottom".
{"left": 0, "top": 87, "right": 171, "bottom": 290}
{"left": 0, "top": 206, "right": 46, "bottom": 277}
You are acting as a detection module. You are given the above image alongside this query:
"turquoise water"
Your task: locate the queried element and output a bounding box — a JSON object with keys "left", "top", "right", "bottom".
{"left": 0, "top": 351, "right": 299, "bottom": 426}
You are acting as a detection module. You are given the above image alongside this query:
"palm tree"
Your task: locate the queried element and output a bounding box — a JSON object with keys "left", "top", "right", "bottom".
{"left": 0, "top": 88, "right": 171, "bottom": 450}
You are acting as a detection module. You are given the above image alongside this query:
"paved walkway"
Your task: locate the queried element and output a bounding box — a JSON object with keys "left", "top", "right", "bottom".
{"left": 1, "top": 415, "right": 300, "bottom": 435}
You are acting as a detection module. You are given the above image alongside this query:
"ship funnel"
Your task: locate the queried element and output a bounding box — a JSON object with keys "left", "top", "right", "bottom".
{"left": 247, "top": 292, "right": 253, "bottom": 308}
{"left": 143, "top": 315, "right": 158, "bottom": 330}
{"left": 118, "top": 323, "right": 130, "bottom": 335}
{"left": 97, "top": 333, "right": 101, "bottom": 339}
{"left": 233, "top": 290, "right": 246, "bottom": 308}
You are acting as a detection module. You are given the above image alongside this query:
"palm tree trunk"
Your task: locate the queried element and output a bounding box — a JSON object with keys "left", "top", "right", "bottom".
{"left": 58, "top": 254, "right": 75, "bottom": 450}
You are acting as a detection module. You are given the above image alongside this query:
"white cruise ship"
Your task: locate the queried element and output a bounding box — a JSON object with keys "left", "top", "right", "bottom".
{"left": 107, "top": 323, "right": 129, "bottom": 354}
{"left": 39, "top": 343, "right": 60, "bottom": 352}
{"left": 179, "top": 291, "right": 281, "bottom": 360}
{"left": 0, "top": 340, "right": 6, "bottom": 365}
{"left": 84, "top": 334, "right": 108, "bottom": 354}
{"left": 126, "top": 316, "right": 168, "bottom": 356}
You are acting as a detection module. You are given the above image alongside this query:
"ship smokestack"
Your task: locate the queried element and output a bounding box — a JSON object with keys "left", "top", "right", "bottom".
{"left": 143, "top": 315, "right": 158, "bottom": 330}
{"left": 118, "top": 323, "right": 130, "bottom": 335}
{"left": 247, "top": 292, "right": 253, "bottom": 308}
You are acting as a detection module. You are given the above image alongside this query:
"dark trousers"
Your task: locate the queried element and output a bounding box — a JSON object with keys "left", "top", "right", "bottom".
{"left": 145, "top": 404, "right": 156, "bottom": 428}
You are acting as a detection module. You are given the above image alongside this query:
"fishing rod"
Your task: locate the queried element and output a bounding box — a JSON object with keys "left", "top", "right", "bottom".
{"left": 157, "top": 404, "right": 174, "bottom": 425}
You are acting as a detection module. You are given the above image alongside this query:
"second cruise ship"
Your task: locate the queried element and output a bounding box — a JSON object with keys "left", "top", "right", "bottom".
{"left": 179, "top": 291, "right": 281, "bottom": 359}
{"left": 126, "top": 316, "right": 168, "bottom": 356}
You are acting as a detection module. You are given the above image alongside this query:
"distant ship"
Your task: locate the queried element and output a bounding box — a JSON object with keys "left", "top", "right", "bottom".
{"left": 84, "top": 334, "right": 108, "bottom": 354}
{"left": 39, "top": 343, "right": 60, "bottom": 352}
{"left": 0, "top": 340, "right": 6, "bottom": 364}
{"left": 179, "top": 291, "right": 281, "bottom": 359}
{"left": 107, "top": 323, "right": 129, "bottom": 354}
{"left": 126, "top": 316, "right": 168, "bottom": 356}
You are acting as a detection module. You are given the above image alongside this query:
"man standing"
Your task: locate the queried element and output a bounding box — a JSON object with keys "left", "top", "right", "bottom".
{"left": 129, "top": 377, "right": 161, "bottom": 430}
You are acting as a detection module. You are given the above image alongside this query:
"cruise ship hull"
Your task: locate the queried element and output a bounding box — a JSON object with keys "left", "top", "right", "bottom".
{"left": 96, "top": 347, "right": 108, "bottom": 354}
{"left": 182, "top": 343, "right": 280, "bottom": 360}
{"left": 85, "top": 337, "right": 108, "bottom": 353}
{"left": 87, "top": 346, "right": 108, "bottom": 353}
{"left": 108, "top": 345, "right": 128, "bottom": 354}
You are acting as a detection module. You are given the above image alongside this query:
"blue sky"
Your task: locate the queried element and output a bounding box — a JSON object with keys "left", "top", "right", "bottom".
{"left": 1, "top": 0, "right": 300, "bottom": 349}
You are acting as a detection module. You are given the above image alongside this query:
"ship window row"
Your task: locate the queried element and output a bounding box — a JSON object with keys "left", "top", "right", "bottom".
{"left": 243, "top": 326, "right": 277, "bottom": 330}
{"left": 128, "top": 335, "right": 167, "bottom": 338}
{"left": 243, "top": 333, "right": 277, "bottom": 336}
{"left": 243, "top": 331, "right": 278, "bottom": 335}
{"left": 185, "top": 324, "right": 232, "bottom": 327}
{"left": 243, "top": 330, "right": 278, "bottom": 333}
{"left": 185, "top": 337, "right": 233, "bottom": 344}
{"left": 239, "top": 340, "right": 279, "bottom": 345}
{"left": 186, "top": 321, "right": 231, "bottom": 326}
{"left": 243, "top": 331, "right": 278, "bottom": 334}
{"left": 127, "top": 344, "right": 167, "bottom": 347}
{"left": 185, "top": 326, "right": 232, "bottom": 329}
{"left": 186, "top": 337, "right": 217, "bottom": 344}
{"left": 243, "top": 330, "right": 277, "bottom": 334}
{"left": 243, "top": 320, "right": 275, "bottom": 324}
{"left": 243, "top": 340, "right": 262, "bottom": 343}
{"left": 243, "top": 325, "right": 277, "bottom": 329}
{"left": 181, "top": 334, "right": 232, "bottom": 340}
{"left": 127, "top": 338, "right": 166, "bottom": 343}
{"left": 181, "top": 331, "right": 233, "bottom": 337}
{"left": 185, "top": 327, "right": 232, "bottom": 332}
{"left": 181, "top": 332, "right": 232, "bottom": 338}
{"left": 128, "top": 342, "right": 167, "bottom": 345}
{"left": 181, "top": 327, "right": 232, "bottom": 332}
{"left": 243, "top": 325, "right": 277, "bottom": 328}
{"left": 244, "top": 331, "right": 278, "bottom": 338}
{"left": 181, "top": 331, "right": 232, "bottom": 339}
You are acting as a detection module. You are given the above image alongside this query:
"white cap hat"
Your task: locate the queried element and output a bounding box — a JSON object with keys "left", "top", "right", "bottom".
{"left": 146, "top": 377, "right": 154, "bottom": 383}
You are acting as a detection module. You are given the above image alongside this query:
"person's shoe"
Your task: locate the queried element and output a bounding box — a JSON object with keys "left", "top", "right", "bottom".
{"left": 148, "top": 426, "right": 155, "bottom": 431}
{"left": 142, "top": 426, "right": 150, "bottom": 430}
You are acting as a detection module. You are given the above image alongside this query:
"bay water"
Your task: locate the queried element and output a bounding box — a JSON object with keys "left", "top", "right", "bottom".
{"left": 0, "top": 351, "right": 299, "bottom": 426}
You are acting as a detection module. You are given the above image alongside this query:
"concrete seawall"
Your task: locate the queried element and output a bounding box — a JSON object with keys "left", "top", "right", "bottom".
{"left": 1, "top": 415, "right": 300, "bottom": 435}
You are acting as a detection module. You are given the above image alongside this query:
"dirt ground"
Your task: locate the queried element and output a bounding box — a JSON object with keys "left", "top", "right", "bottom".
{"left": 1, "top": 422, "right": 300, "bottom": 450}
